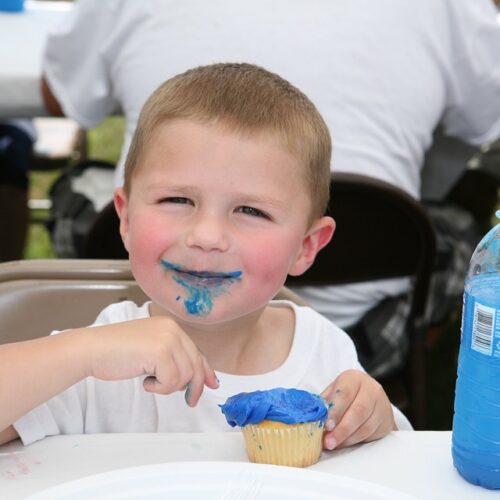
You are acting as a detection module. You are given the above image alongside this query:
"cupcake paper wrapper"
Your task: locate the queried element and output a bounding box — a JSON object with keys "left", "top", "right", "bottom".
{"left": 242, "top": 420, "right": 324, "bottom": 468}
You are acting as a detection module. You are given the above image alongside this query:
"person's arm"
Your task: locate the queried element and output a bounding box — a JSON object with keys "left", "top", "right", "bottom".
{"left": 0, "top": 425, "right": 18, "bottom": 445}
{"left": 0, "top": 317, "right": 218, "bottom": 444}
{"left": 40, "top": 75, "right": 64, "bottom": 117}
{"left": 0, "top": 331, "right": 87, "bottom": 437}
{"left": 320, "top": 369, "right": 397, "bottom": 450}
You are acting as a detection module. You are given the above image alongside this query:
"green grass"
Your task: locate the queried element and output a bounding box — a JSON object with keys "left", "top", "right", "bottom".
{"left": 87, "top": 116, "right": 125, "bottom": 165}
{"left": 25, "top": 219, "right": 56, "bottom": 259}
{"left": 26, "top": 117, "right": 124, "bottom": 259}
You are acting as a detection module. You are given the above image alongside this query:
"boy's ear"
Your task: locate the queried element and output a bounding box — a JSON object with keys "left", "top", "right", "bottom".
{"left": 114, "top": 187, "right": 131, "bottom": 252}
{"left": 288, "top": 216, "right": 335, "bottom": 276}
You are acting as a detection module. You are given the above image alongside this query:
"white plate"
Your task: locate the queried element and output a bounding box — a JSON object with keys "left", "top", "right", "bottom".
{"left": 27, "top": 461, "right": 416, "bottom": 500}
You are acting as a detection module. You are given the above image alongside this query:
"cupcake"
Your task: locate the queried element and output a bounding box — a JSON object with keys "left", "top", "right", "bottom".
{"left": 220, "top": 387, "right": 329, "bottom": 467}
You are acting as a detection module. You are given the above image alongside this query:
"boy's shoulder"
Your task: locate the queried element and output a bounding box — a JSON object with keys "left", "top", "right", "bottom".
{"left": 269, "top": 299, "right": 349, "bottom": 340}
{"left": 268, "top": 300, "right": 361, "bottom": 380}
{"left": 91, "top": 300, "right": 151, "bottom": 327}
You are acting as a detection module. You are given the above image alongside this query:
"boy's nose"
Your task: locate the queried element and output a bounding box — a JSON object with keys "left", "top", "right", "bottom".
{"left": 185, "top": 213, "right": 230, "bottom": 252}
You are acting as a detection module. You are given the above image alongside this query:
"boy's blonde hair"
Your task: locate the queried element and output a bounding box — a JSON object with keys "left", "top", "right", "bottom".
{"left": 124, "top": 63, "right": 332, "bottom": 218}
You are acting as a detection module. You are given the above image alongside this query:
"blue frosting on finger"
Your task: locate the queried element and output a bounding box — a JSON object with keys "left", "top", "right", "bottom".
{"left": 219, "top": 388, "right": 329, "bottom": 427}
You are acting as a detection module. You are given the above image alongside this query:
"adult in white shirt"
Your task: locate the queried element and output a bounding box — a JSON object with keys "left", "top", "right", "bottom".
{"left": 41, "top": 0, "right": 500, "bottom": 377}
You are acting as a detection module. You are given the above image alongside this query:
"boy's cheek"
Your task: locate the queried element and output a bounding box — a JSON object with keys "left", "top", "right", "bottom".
{"left": 127, "top": 216, "right": 175, "bottom": 251}
{"left": 247, "top": 249, "right": 292, "bottom": 290}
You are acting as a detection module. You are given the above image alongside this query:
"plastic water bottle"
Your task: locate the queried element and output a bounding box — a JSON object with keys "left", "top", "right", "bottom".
{"left": 0, "top": 0, "right": 25, "bottom": 12}
{"left": 452, "top": 210, "right": 500, "bottom": 489}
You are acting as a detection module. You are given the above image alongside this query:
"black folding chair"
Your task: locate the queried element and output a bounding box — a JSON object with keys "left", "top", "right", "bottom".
{"left": 286, "top": 173, "right": 437, "bottom": 429}
{"left": 83, "top": 201, "right": 127, "bottom": 259}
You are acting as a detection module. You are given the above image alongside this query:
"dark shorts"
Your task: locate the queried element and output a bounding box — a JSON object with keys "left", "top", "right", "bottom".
{"left": 0, "top": 124, "right": 34, "bottom": 189}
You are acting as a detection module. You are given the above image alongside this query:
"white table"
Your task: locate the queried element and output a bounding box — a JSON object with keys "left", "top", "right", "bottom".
{"left": 0, "top": 431, "right": 497, "bottom": 499}
{"left": 0, "top": 0, "right": 72, "bottom": 118}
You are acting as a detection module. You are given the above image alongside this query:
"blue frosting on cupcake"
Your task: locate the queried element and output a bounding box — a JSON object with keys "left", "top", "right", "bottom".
{"left": 219, "top": 388, "right": 329, "bottom": 427}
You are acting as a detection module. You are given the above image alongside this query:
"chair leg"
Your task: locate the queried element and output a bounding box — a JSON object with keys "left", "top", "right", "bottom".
{"left": 0, "top": 185, "right": 29, "bottom": 261}
{"left": 411, "top": 329, "right": 427, "bottom": 430}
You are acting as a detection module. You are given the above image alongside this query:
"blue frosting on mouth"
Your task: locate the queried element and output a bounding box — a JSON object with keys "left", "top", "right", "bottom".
{"left": 160, "top": 259, "right": 242, "bottom": 316}
{"left": 219, "top": 388, "right": 329, "bottom": 427}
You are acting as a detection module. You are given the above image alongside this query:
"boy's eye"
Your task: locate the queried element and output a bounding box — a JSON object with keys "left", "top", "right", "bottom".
{"left": 236, "top": 206, "right": 270, "bottom": 219}
{"left": 159, "top": 197, "right": 193, "bottom": 205}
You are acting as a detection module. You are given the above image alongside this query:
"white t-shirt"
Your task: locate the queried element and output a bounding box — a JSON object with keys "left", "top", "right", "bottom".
{"left": 43, "top": 0, "right": 500, "bottom": 195}
{"left": 14, "top": 300, "right": 412, "bottom": 445}
{"left": 42, "top": 0, "right": 500, "bottom": 325}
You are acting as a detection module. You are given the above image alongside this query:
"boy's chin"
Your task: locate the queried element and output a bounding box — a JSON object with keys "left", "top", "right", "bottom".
{"left": 154, "top": 300, "right": 268, "bottom": 326}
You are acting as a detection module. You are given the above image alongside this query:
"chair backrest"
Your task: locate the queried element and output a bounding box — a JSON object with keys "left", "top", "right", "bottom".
{"left": 0, "top": 259, "right": 146, "bottom": 345}
{"left": 286, "top": 172, "right": 437, "bottom": 429}
{"left": 286, "top": 172, "right": 436, "bottom": 324}
{"left": 83, "top": 201, "right": 127, "bottom": 259}
{"left": 0, "top": 259, "right": 306, "bottom": 345}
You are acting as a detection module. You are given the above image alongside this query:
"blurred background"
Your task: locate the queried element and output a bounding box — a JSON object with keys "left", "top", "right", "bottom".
{"left": 26, "top": 116, "right": 124, "bottom": 258}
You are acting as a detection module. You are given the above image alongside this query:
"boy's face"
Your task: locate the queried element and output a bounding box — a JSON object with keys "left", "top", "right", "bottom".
{"left": 115, "top": 119, "right": 334, "bottom": 325}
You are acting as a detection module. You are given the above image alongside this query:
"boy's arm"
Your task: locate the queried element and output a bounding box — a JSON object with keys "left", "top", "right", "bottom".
{"left": 0, "top": 426, "right": 19, "bottom": 445}
{"left": 0, "top": 330, "right": 88, "bottom": 435}
{"left": 0, "top": 317, "right": 218, "bottom": 440}
{"left": 41, "top": 75, "right": 64, "bottom": 116}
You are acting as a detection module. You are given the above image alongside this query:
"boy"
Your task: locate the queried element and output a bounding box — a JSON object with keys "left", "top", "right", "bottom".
{"left": 0, "top": 63, "right": 410, "bottom": 449}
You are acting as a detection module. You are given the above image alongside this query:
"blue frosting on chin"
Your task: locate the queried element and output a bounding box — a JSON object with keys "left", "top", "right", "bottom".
{"left": 219, "top": 388, "right": 329, "bottom": 427}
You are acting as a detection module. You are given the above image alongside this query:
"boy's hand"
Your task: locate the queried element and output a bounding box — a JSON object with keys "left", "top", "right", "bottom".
{"left": 82, "top": 317, "right": 219, "bottom": 406}
{"left": 321, "top": 369, "right": 397, "bottom": 450}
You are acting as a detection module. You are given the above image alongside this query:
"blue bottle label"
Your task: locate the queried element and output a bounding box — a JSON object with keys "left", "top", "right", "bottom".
{"left": 463, "top": 291, "right": 500, "bottom": 357}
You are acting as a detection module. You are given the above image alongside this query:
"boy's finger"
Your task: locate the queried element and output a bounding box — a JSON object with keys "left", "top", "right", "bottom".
{"left": 143, "top": 373, "right": 177, "bottom": 394}
{"left": 328, "top": 417, "right": 360, "bottom": 450}
{"left": 184, "top": 374, "right": 202, "bottom": 407}
{"left": 202, "top": 356, "right": 219, "bottom": 389}
{"left": 171, "top": 348, "right": 196, "bottom": 389}
{"left": 340, "top": 418, "right": 383, "bottom": 449}
{"left": 324, "top": 409, "right": 362, "bottom": 450}
{"left": 185, "top": 352, "right": 209, "bottom": 406}
{"left": 322, "top": 382, "right": 356, "bottom": 432}
{"left": 184, "top": 355, "right": 218, "bottom": 407}
{"left": 327, "top": 393, "right": 376, "bottom": 449}
{"left": 142, "top": 375, "right": 157, "bottom": 393}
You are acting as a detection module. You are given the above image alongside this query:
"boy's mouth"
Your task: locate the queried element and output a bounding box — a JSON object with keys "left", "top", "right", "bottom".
{"left": 160, "top": 259, "right": 242, "bottom": 316}
{"left": 160, "top": 259, "right": 242, "bottom": 286}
